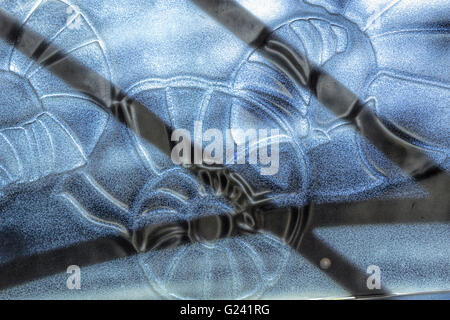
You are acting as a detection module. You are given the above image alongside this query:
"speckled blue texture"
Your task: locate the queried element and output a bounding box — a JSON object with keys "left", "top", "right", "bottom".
{"left": 0, "top": 0, "right": 448, "bottom": 299}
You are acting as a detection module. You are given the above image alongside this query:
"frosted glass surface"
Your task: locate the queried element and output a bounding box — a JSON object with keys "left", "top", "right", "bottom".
{"left": 0, "top": 0, "right": 448, "bottom": 299}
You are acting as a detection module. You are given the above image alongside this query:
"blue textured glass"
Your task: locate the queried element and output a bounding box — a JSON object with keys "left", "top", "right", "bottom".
{"left": 0, "top": 0, "right": 448, "bottom": 299}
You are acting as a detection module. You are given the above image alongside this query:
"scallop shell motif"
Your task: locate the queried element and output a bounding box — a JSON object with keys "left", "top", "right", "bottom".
{"left": 303, "top": 0, "right": 450, "bottom": 179}
{"left": 128, "top": 77, "right": 310, "bottom": 206}
{"left": 125, "top": 77, "right": 307, "bottom": 299}
{"left": 231, "top": 1, "right": 449, "bottom": 200}
{"left": 0, "top": 0, "right": 111, "bottom": 195}
{"left": 131, "top": 167, "right": 295, "bottom": 299}
{"left": 231, "top": 14, "right": 383, "bottom": 201}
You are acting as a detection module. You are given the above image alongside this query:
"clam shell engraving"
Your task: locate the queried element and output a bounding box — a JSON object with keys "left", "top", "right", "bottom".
{"left": 0, "top": 0, "right": 111, "bottom": 195}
